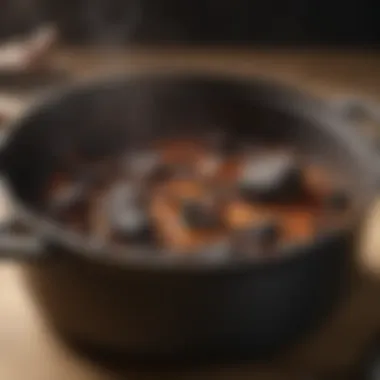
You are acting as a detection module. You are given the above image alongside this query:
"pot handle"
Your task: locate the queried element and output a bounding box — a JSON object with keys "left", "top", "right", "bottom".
{"left": 332, "top": 96, "right": 380, "bottom": 149}
{"left": 0, "top": 98, "right": 46, "bottom": 261}
{"left": 0, "top": 177, "right": 45, "bottom": 261}
{"left": 335, "top": 98, "right": 380, "bottom": 275}
{"left": 0, "top": 225, "right": 45, "bottom": 260}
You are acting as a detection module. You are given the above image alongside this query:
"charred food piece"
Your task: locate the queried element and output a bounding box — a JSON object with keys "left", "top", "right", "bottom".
{"left": 48, "top": 180, "right": 87, "bottom": 214}
{"left": 128, "top": 151, "right": 191, "bottom": 183}
{"left": 238, "top": 153, "right": 304, "bottom": 203}
{"left": 234, "top": 220, "right": 280, "bottom": 254}
{"left": 206, "top": 131, "right": 237, "bottom": 156}
{"left": 111, "top": 206, "right": 153, "bottom": 243}
{"left": 148, "top": 163, "right": 181, "bottom": 183}
{"left": 181, "top": 198, "right": 222, "bottom": 230}
{"left": 107, "top": 183, "right": 154, "bottom": 243}
{"left": 324, "top": 190, "right": 350, "bottom": 211}
{"left": 128, "top": 151, "right": 162, "bottom": 179}
{"left": 73, "top": 159, "right": 118, "bottom": 188}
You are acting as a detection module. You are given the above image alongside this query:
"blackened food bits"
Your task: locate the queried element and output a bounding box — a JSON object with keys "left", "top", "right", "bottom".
{"left": 128, "top": 151, "right": 162, "bottom": 179}
{"left": 106, "top": 182, "right": 154, "bottom": 243}
{"left": 46, "top": 138, "right": 351, "bottom": 259}
{"left": 111, "top": 206, "right": 153, "bottom": 243}
{"left": 238, "top": 153, "right": 304, "bottom": 203}
{"left": 48, "top": 181, "right": 87, "bottom": 214}
{"left": 324, "top": 190, "right": 350, "bottom": 211}
{"left": 181, "top": 198, "right": 222, "bottom": 230}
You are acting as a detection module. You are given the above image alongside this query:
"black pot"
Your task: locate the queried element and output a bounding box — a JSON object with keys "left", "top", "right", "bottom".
{"left": 0, "top": 71, "right": 378, "bottom": 364}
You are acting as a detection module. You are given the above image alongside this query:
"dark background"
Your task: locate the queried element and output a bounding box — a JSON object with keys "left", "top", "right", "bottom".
{"left": 1, "top": 0, "right": 379, "bottom": 46}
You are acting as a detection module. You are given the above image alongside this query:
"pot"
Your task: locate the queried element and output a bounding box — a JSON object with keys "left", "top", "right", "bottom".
{"left": 0, "top": 71, "right": 378, "bottom": 364}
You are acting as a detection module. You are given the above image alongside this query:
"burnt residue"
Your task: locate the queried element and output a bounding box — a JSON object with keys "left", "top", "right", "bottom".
{"left": 238, "top": 153, "right": 304, "bottom": 203}
{"left": 324, "top": 191, "right": 350, "bottom": 212}
{"left": 180, "top": 199, "right": 222, "bottom": 231}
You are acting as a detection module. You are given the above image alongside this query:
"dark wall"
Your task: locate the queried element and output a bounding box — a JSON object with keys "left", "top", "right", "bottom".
{"left": 1, "top": 0, "right": 379, "bottom": 46}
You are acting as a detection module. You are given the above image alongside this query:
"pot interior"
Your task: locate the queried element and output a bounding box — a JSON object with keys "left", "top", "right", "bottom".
{"left": 0, "top": 73, "right": 377, "bottom": 250}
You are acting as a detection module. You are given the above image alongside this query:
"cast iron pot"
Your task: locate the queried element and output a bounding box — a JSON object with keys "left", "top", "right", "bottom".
{"left": 0, "top": 70, "right": 378, "bottom": 364}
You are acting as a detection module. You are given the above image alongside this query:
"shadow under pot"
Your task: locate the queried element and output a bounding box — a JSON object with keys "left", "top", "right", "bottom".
{"left": 0, "top": 71, "right": 377, "bottom": 365}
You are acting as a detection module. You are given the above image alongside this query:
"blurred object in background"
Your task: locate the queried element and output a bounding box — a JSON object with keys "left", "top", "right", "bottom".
{"left": 0, "top": 0, "right": 378, "bottom": 47}
{"left": 0, "top": 94, "right": 27, "bottom": 123}
{"left": 0, "top": 0, "right": 59, "bottom": 80}
{"left": 43, "top": 0, "right": 380, "bottom": 46}
{"left": 0, "top": 25, "right": 57, "bottom": 73}
{"left": 0, "top": 0, "right": 44, "bottom": 43}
